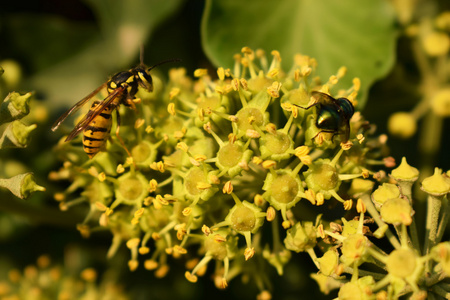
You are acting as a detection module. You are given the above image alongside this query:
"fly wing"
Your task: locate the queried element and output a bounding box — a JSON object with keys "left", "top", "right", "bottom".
{"left": 311, "top": 91, "right": 338, "bottom": 106}
{"left": 339, "top": 122, "right": 350, "bottom": 142}
{"left": 64, "top": 86, "right": 126, "bottom": 142}
{"left": 51, "top": 83, "right": 107, "bottom": 132}
{"left": 293, "top": 91, "right": 336, "bottom": 110}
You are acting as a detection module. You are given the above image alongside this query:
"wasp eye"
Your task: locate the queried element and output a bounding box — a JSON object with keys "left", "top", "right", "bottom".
{"left": 137, "top": 70, "right": 153, "bottom": 92}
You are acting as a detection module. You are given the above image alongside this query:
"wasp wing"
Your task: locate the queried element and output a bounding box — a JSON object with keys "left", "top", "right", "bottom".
{"left": 64, "top": 86, "right": 126, "bottom": 142}
{"left": 51, "top": 83, "right": 107, "bottom": 131}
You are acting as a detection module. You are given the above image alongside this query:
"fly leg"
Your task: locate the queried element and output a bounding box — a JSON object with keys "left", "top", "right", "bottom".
{"left": 311, "top": 129, "right": 339, "bottom": 143}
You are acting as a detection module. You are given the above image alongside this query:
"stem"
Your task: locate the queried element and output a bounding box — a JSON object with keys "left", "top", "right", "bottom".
{"left": 361, "top": 194, "right": 401, "bottom": 249}
{"left": 271, "top": 214, "right": 282, "bottom": 252}
{"left": 343, "top": 266, "right": 385, "bottom": 280}
{"left": 418, "top": 111, "right": 443, "bottom": 166}
{"left": 0, "top": 194, "right": 82, "bottom": 228}
{"left": 425, "top": 270, "right": 447, "bottom": 287}
{"left": 423, "top": 195, "right": 442, "bottom": 254}
{"left": 398, "top": 181, "right": 421, "bottom": 253}
{"left": 435, "top": 196, "right": 449, "bottom": 244}
{"left": 306, "top": 248, "right": 319, "bottom": 269}
{"left": 431, "top": 284, "right": 449, "bottom": 300}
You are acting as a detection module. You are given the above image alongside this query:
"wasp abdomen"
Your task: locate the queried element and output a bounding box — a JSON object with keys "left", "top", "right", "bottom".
{"left": 82, "top": 103, "right": 114, "bottom": 158}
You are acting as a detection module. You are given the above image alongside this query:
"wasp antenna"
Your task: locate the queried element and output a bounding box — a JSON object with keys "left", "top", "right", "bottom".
{"left": 139, "top": 44, "right": 145, "bottom": 66}
{"left": 148, "top": 58, "right": 182, "bottom": 71}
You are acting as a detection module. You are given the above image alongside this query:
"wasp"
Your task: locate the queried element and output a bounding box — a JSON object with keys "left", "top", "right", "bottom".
{"left": 52, "top": 59, "right": 180, "bottom": 158}
{"left": 294, "top": 91, "right": 354, "bottom": 143}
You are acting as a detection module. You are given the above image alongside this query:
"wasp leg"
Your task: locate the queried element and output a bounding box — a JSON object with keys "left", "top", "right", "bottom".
{"left": 125, "top": 97, "right": 138, "bottom": 111}
{"left": 114, "top": 109, "right": 133, "bottom": 158}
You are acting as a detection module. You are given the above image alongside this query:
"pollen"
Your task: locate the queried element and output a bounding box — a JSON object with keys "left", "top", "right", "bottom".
{"left": 422, "top": 31, "right": 450, "bottom": 56}
{"left": 431, "top": 88, "right": 450, "bottom": 116}
{"left": 145, "top": 125, "right": 154, "bottom": 133}
{"left": 282, "top": 220, "right": 291, "bottom": 229}
{"left": 134, "top": 118, "right": 145, "bottom": 129}
{"left": 301, "top": 66, "right": 312, "bottom": 77}
{"left": 176, "top": 142, "right": 189, "bottom": 152}
{"left": 266, "top": 206, "right": 276, "bottom": 221}
{"left": 244, "top": 247, "right": 255, "bottom": 260}
{"left": 262, "top": 160, "right": 276, "bottom": 169}
{"left": 80, "top": 268, "right": 97, "bottom": 282}
{"left": 217, "top": 67, "right": 225, "bottom": 81}
{"left": 182, "top": 207, "right": 192, "bottom": 216}
{"left": 194, "top": 69, "right": 208, "bottom": 77}
{"left": 295, "top": 146, "right": 310, "bottom": 157}
{"left": 168, "top": 103, "right": 176, "bottom": 116}
{"left": 337, "top": 66, "right": 347, "bottom": 78}
{"left": 356, "top": 198, "right": 366, "bottom": 213}
{"left": 126, "top": 238, "right": 140, "bottom": 249}
{"left": 267, "top": 68, "right": 279, "bottom": 78}
{"left": 196, "top": 182, "right": 212, "bottom": 190}
{"left": 343, "top": 200, "right": 353, "bottom": 210}
{"left": 223, "top": 181, "right": 233, "bottom": 194}
{"left": 267, "top": 81, "right": 282, "bottom": 98}
{"left": 95, "top": 201, "right": 108, "bottom": 211}
{"left": 116, "top": 164, "right": 125, "bottom": 174}
{"left": 246, "top": 129, "right": 260, "bottom": 138}
{"left": 97, "top": 172, "right": 106, "bottom": 182}
{"left": 352, "top": 77, "right": 361, "bottom": 91}
{"left": 185, "top": 271, "right": 198, "bottom": 283}
{"left": 271, "top": 50, "right": 281, "bottom": 62}
{"left": 169, "top": 87, "right": 180, "bottom": 100}
{"left": 231, "top": 78, "right": 240, "bottom": 91}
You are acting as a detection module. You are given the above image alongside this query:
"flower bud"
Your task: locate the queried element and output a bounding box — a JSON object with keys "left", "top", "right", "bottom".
{"left": 372, "top": 183, "right": 400, "bottom": 209}
{"left": 421, "top": 168, "right": 450, "bottom": 196}
{"left": 388, "top": 112, "right": 417, "bottom": 139}
{"left": 0, "top": 172, "right": 45, "bottom": 199}
{"left": 284, "top": 221, "right": 316, "bottom": 252}
{"left": 340, "top": 234, "right": 369, "bottom": 266}
{"left": 0, "top": 120, "right": 36, "bottom": 148}
{"left": 380, "top": 197, "right": 412, "bottom": 225}
{"left": 0, "top": 92, "right": 32, "bottom": 125}
{"left": 391, "top": 157, "right": 419, "bottom": 181}
{"left": 317, "top": 249, "right": 339, "bottom": 276}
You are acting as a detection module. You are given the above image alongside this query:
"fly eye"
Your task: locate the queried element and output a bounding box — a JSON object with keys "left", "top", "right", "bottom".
{"left": 336, "top": 98, "right": 354, "bottom": 119}
{"left": 137, "top": 70, "right": 153, "bottom": 92}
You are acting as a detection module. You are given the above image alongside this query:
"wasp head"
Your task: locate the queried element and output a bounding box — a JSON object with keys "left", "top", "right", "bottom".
{"left": 133, "top": 67, "right": 153, "bottom": 92}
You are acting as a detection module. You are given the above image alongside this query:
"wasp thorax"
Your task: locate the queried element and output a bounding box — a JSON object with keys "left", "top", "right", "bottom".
{"left": 108, "top": 71, "right": 134, "bottom": 90}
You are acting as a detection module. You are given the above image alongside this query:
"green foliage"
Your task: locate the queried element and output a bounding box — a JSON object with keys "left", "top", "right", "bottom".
{"left": 27, "top": 0, "right": 184, "bottom": 108}
{"left": 201, "top": 0, "right": 398, "bottom": 105}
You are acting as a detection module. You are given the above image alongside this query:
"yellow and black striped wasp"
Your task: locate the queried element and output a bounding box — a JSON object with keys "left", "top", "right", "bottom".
{"left": 52, "top": 58, "right": 180, "bottom": 158}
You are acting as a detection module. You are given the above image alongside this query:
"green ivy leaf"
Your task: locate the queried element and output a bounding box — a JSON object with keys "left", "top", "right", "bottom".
{"left": 201, "top": 0, "right": 398, "bottom": 107}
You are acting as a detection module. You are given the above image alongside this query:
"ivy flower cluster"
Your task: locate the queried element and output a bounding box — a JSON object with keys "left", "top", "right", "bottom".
{"left": 49, "top": 47, "right": 447, "bottom": 298}
{"left": 387, "top": 9, "right": 450, "bottom": 142}
{"left": 313, "top": 158, "right": 450, "bottom": 299}
{"left": 0, "top": 254, "right": 130, "bottom": 300}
